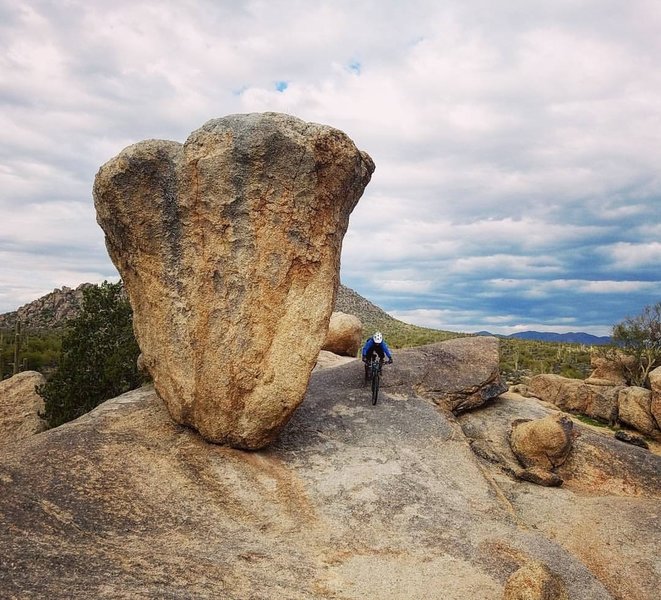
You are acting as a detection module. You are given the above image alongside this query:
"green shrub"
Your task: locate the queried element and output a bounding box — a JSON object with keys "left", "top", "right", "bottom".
{"left": 38, "top": 281, "right": 144, "bottom": 427}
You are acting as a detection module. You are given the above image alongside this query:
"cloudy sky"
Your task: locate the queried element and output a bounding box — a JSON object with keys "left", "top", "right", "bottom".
{"left": 1, "top": 0, "right": 659, "bottom": 335}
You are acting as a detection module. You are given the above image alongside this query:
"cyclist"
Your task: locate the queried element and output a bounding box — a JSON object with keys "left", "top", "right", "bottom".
{"left": 362, "top": 331, "right": 393, "bottom": 380}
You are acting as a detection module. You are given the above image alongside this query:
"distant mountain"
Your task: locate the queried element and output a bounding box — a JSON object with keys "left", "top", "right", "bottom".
{"left": 476, "top": 330, "right": 612, "bottom": 345}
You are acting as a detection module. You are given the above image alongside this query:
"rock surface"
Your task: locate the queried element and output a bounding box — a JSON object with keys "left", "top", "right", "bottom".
{"left": 458, "top": 392, "right": 661, "bottom": 600}
{"left": 587, "top": 352, "right": 634, "bottom": 385}
{"left": 385, "top": 336, "right": 507, "bottom": 413}
{"left": 527, "top": 374, "right": 622, "bottom": 424}
{"left": 321, "top": 311, "right": 363, "bottom": 357}
{"left": 618, "top": 386, "right": 660, "bottom": 440}
{"left": 650, "top": 366, "right": 661, "bottom": 430}
{"left": 502, "top": 560, "right": 568, "bottom": 600}
{"left": 0, "top": 371, "right": 47, "bottom": 446}
{"left": 93, "top": 113, "right": 374, "bottom": 449}
{"left": 5, "top": 359, "right": 653, "bottom": 598}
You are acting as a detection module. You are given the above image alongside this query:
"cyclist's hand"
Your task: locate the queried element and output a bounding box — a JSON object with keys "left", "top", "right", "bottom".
{"left": 362, "top": 357, "right": 367, "bottom": 363}
{"left": 387, "top": 358, "right": 393, "bottom": 364}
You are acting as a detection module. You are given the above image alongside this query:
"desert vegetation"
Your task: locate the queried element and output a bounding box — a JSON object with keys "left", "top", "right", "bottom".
{"left": 36, "top": 281, "right": 144, "bottom": 427}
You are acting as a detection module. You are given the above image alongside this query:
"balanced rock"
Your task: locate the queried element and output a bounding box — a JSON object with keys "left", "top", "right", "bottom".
{"left": 321, "top": 311, "right": 363, "bottom": 356}
{"left": 0, "top": 371, "right": 47, "bottom": 446}
{"left": 94, "top": 113, "right": 374, "bottom": 449}
{"left": 509, "top": 413, "right": 574, "bottom": 471}
{"left": 503, "top": 561, "right": 568, "bottom": 600}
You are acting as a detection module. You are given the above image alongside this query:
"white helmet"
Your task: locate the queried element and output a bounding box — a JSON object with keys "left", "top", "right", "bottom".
{"left": 373, "top": 331, "right": 383, "bottom": 344}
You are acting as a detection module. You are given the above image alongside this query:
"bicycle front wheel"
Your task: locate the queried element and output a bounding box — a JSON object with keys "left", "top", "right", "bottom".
{"left": 371, "top": 370, "right": 380, "bottom": 405}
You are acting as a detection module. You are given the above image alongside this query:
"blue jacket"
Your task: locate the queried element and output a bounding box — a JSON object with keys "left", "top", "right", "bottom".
{"left": 362, "top": 337, "right": 392, "bottom": 360}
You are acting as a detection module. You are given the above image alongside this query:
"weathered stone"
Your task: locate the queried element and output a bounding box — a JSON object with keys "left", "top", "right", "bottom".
{"left": 503, "top": 561, "right": 569, "bottom": 600}
{"left": 650, "top": 366, "right": 661, "bottom": 430}
{"left": 321, "top": 311, "right": 363, "bottom": 357}
{"left": 515, "top": 466, "right": 564, "bottom": 487}
{"left": 615, "top": 430, "right": 649, "bottom": 449}
{"left": 588, "top": 352, "right": 635, "bottom": 385}
{"left": 509, "top": 413, "right": 574, "bottom": 471}
{"left": 1, "top": 365, "right": 631, "bottom": 600}
{"left": 94, "top": 113, "right": 374, "bottom": 449}
{"left": 385, "top": 336, "right": 507, "bottom": 413}
{"left": 528, "top": 374, "right": 622, "bottom": 424}
{"left": 618, "top": 386, "right": 660, "bottom": 440}
{"left": 0, "top": 371, "right": 47, "bottom": 446}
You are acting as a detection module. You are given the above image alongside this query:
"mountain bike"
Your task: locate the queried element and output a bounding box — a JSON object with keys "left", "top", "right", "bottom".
{"left": 366, "top": 357, "right": 384, "bottom": 405}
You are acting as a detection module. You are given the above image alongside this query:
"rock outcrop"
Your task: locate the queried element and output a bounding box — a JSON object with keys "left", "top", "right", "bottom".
{"left": 5, "top": 354, "right": 657, "bottom": 598}
{"left": 0, "top": 371, "right": 47, "bottom": 446}
{"left": 618, "top": 386, "right": 660, "bottom": 440}
{"left": 529, "top": 373, "right": 661, "bottom": 440}
{"left": 528, "top": 374, "right": 622, "bottom": 423}
{"left": 321, "top": 311, "right": 363, "bottom": 357}
{"left": 458, "top": 391, "right": 661, "bottom": 600}
{"left": 0, "top": 284, "right": 92, "bottom": 330}
{"left": 385, "top": 336, "right": 507, "bottom": 413}
{"left": 586, "top": 352, "right": 635, "bottom": 385}
{"left": 93, "top": 113, "right": 374, "bottom": 449}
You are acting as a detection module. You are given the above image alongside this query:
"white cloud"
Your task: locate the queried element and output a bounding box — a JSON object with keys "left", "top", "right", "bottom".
{"left": 602, "top": 242, "right": 661, "bottom": 269}
{"left": 0, "top": 0, "right": 659, "bottom": 330}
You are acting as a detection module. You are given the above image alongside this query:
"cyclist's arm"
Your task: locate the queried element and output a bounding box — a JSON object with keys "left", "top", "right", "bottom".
{"left": 362, "top": 338, "right": 373, "bottom": 359}
{"left": 382, "top": 341, "right": 393, "bottom": 359}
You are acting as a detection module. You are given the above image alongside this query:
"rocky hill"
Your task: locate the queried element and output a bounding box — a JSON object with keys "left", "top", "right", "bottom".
{"left": 0, "top": 283, "right": 461, "bottom": 347}
{"left": 0, "top": 283, "right": 93, "bottom": 330}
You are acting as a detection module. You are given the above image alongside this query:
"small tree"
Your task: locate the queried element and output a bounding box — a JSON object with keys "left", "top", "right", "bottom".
{"left": 39, "top": 281, "right": 144, "bottom": 427}
{"left": 612, "top": 302, "right": 661, "bottom": 387}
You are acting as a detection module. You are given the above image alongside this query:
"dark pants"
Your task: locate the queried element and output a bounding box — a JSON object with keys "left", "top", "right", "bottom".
{"left": 364, "top": 348, "right": 384, "bottom": 380}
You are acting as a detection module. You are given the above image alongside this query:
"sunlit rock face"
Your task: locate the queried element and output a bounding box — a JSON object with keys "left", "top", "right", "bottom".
{"left": 94, "top": 113, "right": 374, "bottom": 449}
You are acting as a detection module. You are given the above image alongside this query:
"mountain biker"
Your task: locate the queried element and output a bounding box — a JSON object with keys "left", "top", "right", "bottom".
{"left": 362, "top": 331, "right": 393, "bottom": 379}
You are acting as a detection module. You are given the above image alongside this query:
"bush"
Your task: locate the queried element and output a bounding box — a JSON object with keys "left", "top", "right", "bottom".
{"left": 611, "top": 302, "right": 661, "bottom": 387}
{"left": 38, "top": 281, "right": 144, "bottom": 427}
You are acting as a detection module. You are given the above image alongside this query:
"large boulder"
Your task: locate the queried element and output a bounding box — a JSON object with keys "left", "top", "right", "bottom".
{"left": 509, "top": 413, "right": 574, "bottom": 472}
{"left": 618, "top": 387, "right": 660, "bottom": 440}
{"left": 650, "top": 366, "right": 661, "bottom": 430}
{"left": 384, "top": 336, "right": 508, "bottom": 413}
{"left": 528, "top": 374, "right": 622, "bottom": 424}
{"left": 94, "top": 113, "right": 374, "bottom": 449}
{"left": 0, "top": 371, "right": 47, "bottom": 446}
{"left": 321, "top": 311, "right": 363, "bottom": 356}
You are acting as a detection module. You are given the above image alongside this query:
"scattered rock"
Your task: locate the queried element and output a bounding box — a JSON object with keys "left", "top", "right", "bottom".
{"left": 0, "top": 371, "right": 47, "bottom": 446}
{"left": 94, "top": 113, "right": 374, "bottom": 449}
{"left": 321, "top": 311, "right": 363, "bottom": 357}
{"left": 509, "top": 413, "right": 574, "bottom": 471}
{"left": 618, "top": 387, "right": 660, "bottom": 440}
{"left": 503, "top": 560, "right": 568, "bottom": 600}
{"left": 615, "top": 430, "right": 649, "bottom": 449}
